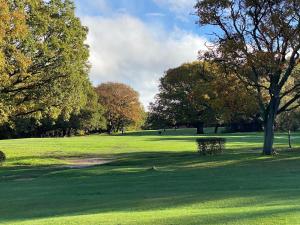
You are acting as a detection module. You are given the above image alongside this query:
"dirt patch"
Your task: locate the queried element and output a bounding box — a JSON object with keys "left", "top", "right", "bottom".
{"left": 62, "top": 157, "right": 114, "bottom": 169}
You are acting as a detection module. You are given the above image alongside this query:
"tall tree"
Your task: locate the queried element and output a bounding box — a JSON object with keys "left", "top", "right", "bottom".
{"left": 0, "top": 0, "right": 90, "bottom": 129}
{"left": 196, "top": 0, "right": 300, "bottom": 154}
{"left": 149, "top": 62, "right": 217, "bottom": 134}
{"left": 95, "top": 82, "right": 144, "bottom": 134}
{"left": 0, "top": 0, "right": 29, "bottom": 124}
{"left": 148, "top": 61, "right": 258, "bottom": 133}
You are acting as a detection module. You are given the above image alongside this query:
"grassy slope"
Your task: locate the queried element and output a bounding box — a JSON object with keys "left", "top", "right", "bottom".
{"left": 1, "top": 129, "right": 300, "bottom": 225}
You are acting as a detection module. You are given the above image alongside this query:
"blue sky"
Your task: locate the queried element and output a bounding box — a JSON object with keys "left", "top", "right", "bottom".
{"left": 73, "top": 0, "right": 209, "bottom": 107}
{"left": 74, "top": 0, "right": 200, "bottom": 33}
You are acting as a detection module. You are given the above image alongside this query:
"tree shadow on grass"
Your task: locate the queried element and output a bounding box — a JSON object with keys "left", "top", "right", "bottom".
{"left": 2, "top": 149, "right": 300, "bottom": 223}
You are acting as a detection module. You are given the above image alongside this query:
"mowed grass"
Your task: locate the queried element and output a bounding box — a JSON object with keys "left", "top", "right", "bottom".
{"left": 1, "top": 129, "right": 300, "bottom": 224}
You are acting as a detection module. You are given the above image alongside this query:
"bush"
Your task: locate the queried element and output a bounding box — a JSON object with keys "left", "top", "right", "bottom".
{"left": 196, "top": 138, "right": 226, "bottom": 155}
{"left": 0, "top": 151, "right": 6, "bottom": 164}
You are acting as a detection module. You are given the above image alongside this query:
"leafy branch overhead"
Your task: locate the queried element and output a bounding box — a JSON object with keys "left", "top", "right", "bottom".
{"left": 195, "top": 0, "right": 300, "bottom": 154}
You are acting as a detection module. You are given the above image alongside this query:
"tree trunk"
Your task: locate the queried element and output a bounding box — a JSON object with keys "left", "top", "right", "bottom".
{"left": 196, "top": 122, "right": 204, "bottom": 134}
{"left": 263, "top": 118, "right": 275, "bottom": 155}
{"left": 214, "top": 124, "right": 219, "bottom": 134}
{"left": 263, "top": 98, "right": 279, "bottom": 155}
{"left": 288, "top": 130, "right": 292, "bottom": 149}
{"left": 107, "top": 124, "right": 113, "bottom": 135}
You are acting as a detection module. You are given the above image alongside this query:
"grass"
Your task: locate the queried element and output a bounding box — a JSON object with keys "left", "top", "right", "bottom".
{"left": 1, "top": 128, "right": 300, "bottom": 224}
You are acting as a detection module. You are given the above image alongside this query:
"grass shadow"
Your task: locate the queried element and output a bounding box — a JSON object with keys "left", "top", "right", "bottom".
{"left": 2, "top": 149, "right": 300, "bottom": 223}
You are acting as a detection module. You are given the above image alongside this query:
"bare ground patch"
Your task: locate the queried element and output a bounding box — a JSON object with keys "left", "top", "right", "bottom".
{"left": 60, "top": 157, "right": 114, "bottom": 169}
{"left": 1, "top": 156, "right": 115, "bottom": 182}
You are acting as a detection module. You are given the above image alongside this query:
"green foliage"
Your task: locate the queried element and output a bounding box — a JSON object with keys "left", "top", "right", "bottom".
{"left": 147, "top": 62, "right": 216, "bottom": 132}
{"left": 147, "top": 61, "right": 259, "bottom": 133}
{"left": 195, "top": 0, "right": 300, "bottom": 154}
{"left": 276, "top": 110, "right": 300, "bottom": 132}
{"left": 0, "top": 0, "right": 105, "bottom": 137}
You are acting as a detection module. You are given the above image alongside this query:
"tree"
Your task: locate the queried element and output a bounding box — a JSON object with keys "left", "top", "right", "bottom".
{"left": 149, "top": 62, "right": 216, "bottom": 134}
{"left": 147, "top": 61, "right": 259, "bottom": 134}
{"left": 276, "top": 110, "right": 300, "bottom": 132}
{"left": 196, "top": 0, "right": 300, "bottom": 154}
{"left": 71, "top": 85, "right": 106, "bottom": 134}
{"left": 211, "top": 72, "right": 261, "bottom": 132}
{"left": 0, "top": 0, "right": 29, "bottom": 124}
{"left": 0, "top": 0, "right": 91, "bottom": 131}
{"left": 41, "top": 83, "right": 106, "bottom": 137}
{"left": 95, "top": 82, "right": 144, "bottom": 134}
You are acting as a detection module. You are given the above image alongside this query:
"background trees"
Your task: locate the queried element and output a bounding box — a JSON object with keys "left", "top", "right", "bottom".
{"left": 146, "top": 62, "right": 259, "bottom": 133}
{"left": 147, "top": 62, "right": 216, "bottom": 134}
{"left": 211, "top": 72, "right": 261, "bottom": 132}
{"left": 95, "top": 82, "right": 144, "bottom": 134}
{"left": 276, "top": 110, "right": 300, "bottom": 132}
{"left": 195, "top": 0, "right": 300, "bottom": 154}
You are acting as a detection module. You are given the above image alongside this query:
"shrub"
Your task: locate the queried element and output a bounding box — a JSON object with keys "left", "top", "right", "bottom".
{"left": 0, "top": 151, "right": 6, "bottom": 164}
{"left": 196, "top": 138, "right": 226, "bottom": 155}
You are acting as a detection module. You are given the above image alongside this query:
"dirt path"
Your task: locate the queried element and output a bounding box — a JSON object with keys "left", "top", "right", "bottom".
{"left": 61, "top": 157, "right": 114, "bottom": 169}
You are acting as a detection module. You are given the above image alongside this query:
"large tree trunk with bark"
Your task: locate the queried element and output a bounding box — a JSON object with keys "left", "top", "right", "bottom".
{"left": 263, "top": 116, "right": 275, "bottom": 155}
{"left": 263, "top": 97, "right": 279, "bottom": 155}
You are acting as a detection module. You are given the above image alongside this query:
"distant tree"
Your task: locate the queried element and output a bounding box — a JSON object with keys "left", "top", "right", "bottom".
{"left": 48, "top": 84, "right": 106, "bottom": 137}
{"left": 276, "top": 110, "right": 300, "bottom": 132}
{"left": 72, "top": 86, "right": 106, "bottom": 134}
{"left": 148, "top": 62, "right": 216, "bottom": 134}
{"left": 145, "top": 102, "right": 176, "bottom": 130}
{"left": 95, "top": 82, "right": 144, "bottom": 134}
{"left": 147, "top": 62, "right": 259, "bottom": 134}
{"left": 211, "top": 72, "right": 261, "bottom": 132}
{"left": 196, "top": 0, "right": 300, "bottom": 154}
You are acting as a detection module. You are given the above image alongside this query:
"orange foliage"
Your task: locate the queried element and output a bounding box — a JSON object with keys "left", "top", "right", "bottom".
{"left": 95, "top": 82, "right": 144, "bottom": 132}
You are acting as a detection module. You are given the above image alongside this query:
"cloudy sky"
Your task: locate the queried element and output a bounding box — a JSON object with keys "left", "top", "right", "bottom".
{"left": 73, "top": 0, "right": 209, "bottom": 108}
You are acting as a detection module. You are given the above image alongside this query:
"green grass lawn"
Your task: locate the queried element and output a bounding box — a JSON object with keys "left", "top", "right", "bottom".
{"left": 1, "top": 129, "right": 300, "bottom": 225}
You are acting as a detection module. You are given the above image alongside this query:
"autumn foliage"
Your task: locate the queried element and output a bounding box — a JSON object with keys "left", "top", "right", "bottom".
{"left": 146, "top": 61, "right": 260, "bottom": 133}
{"left": 195, "top": 0, "right": 300, "bottom": 154}
{"left": 95, "top": 82, "right": 144, "bottom": 133}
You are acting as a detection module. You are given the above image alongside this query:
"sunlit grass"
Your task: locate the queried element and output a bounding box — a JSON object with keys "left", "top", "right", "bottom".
{"left": 1, "top": 129, "right": 300, "bottom": 224}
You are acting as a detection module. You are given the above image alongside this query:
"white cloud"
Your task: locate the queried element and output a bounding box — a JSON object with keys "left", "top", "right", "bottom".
{"left": 146, "top": 12, "right": 166, "bottom": 17}
{"left": 153, "top": 0, "right": 197, "bottom": 20}
{"left": 81, "top": 14, "right": 207, "bottom": 108}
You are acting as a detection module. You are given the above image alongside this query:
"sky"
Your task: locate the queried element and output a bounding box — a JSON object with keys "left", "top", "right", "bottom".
{"left": 73, "top": 0, "right": 210, "bottom": 108}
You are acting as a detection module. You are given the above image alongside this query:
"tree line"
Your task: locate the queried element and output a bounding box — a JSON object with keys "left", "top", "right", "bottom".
{"left": 145, "top": 61, "right": 300, "bottom": 135}
{"left": 145, "top": 61, "right": 261, "bottom": 133}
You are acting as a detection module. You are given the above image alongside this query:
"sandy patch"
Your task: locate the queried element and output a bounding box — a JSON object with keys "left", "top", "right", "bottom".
{"left": 62, "top": 157, "right": 114, "bottom": 169}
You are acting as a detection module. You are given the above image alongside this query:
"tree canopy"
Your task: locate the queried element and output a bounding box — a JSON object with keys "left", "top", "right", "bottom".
{"left": 0, "top": 0, "right": 105, "bottom": 138}
{"left": 196, "top": 0, "right": 300, "bottom": 154}
{"left": 95, "top": 82, "right": 144, "bottom": 134}
{"left": 147, "top": 61, "right": 259, "bottom": 133}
